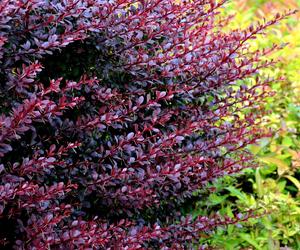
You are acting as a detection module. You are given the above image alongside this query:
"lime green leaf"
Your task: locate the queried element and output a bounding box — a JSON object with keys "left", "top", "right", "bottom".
{"left": 259, "top": 156, "right": 289, "bottom": 176}
{"left": 282, "top": 136, "right": 294, "bottom": 147}
{"left": 225, "top": 186, "right": 247, "bottom": 203}
{"left": 208, "top": 193, "right": 228, "bottom": 206}
{"left": 255, "top": 168, "right": 263, "bottom": 197}
{"left": 238, "top": 233, "right": 261, "bottom": 249}
{"left": 248, "top": 144, "right": 262, "bottom": 155}
{"left": 284, "top": 175, "right": 300, "bottom": 191}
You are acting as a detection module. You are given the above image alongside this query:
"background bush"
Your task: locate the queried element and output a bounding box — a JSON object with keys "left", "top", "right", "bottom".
{"left": 0, "top": 0, "right": 294, "bottom": 249}
{"left": 196, "top": 1, "right": 300, "bottom": 249}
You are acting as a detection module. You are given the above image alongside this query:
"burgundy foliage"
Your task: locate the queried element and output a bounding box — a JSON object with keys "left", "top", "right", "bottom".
{"left": 0, "top": 0, "right": 293, "bottom": 248}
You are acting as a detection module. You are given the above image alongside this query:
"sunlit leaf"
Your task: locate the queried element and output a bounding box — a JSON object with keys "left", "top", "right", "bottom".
{"left": 259, "top": 156, "right": 290, "bottom": 176}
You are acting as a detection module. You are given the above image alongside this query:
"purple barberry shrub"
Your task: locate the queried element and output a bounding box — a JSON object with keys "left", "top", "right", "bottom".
{"left": 0, "top": 0, "right": 293, "bottom": 248}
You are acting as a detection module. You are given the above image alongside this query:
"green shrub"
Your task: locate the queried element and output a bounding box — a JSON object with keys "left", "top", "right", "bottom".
{"left": 193, "top": 1, "right": 300, "bottom": 249}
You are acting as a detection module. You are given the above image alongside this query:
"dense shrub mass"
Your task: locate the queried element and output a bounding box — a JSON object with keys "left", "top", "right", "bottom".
{"left": 0, "top": 0, "right": 293, "bottom": 248}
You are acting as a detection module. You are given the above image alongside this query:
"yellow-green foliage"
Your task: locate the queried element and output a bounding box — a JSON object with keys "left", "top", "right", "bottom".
{"left": 195, "top": 1, "right": 300, "bottom": 249}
